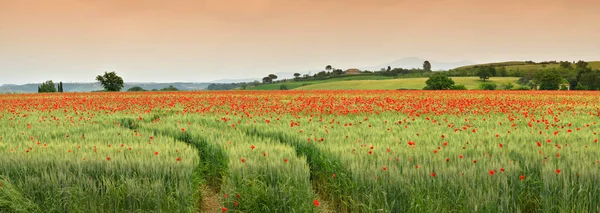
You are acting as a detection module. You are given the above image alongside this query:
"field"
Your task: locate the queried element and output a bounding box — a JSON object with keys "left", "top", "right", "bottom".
{"left": 295, "top": 77, "right": 519, "bottom": 90}
{"left": 247, "top": 75, "right": 395, "bottom": 90}
{"left": 1, "top": 91, "right": 600, "bottom": 212}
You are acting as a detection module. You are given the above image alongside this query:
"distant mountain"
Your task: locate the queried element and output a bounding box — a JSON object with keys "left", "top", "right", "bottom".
{"left": 0, "top": 82, "right": 211, "bottom": 93}
{"left": 360, "top": 57, "right": 476, "bottom": 71}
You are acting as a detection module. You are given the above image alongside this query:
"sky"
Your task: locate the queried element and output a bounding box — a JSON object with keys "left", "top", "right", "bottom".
{"left": 1, "top": 0, "right": 599, "bottom": 84}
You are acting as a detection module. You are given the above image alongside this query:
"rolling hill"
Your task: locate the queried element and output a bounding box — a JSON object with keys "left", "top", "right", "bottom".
{"left": 293, "top": 77, "right": 519, "bottom": 90}
{"left": 453, "top": 61, "right": 600, "bottom": 71}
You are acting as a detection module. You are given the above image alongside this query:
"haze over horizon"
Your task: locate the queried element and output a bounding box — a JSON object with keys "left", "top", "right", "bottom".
{"left": 1, "top": 0, "right": 599, "bottom": 85}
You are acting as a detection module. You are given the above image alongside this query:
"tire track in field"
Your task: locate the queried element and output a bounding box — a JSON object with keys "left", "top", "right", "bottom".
{"left": 119, "top": 117, "right": 228, "bottom": 212}
{"left": 239, "top": 127, "right": 360, "bottom": 212}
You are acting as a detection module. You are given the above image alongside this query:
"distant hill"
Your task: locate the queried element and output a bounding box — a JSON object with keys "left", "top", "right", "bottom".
{"left": 361, "top": 57, "right": 476, "bottom": 71}
{"left": 0, "top": 82, "right": 211, "bottom": 93}
{"left": 453, "top": 61, "right": 600, "bottom": 71}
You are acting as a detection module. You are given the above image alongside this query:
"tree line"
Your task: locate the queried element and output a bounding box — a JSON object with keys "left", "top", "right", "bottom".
{"left": 37, "top": 72, "right": 180, "bottom": 93}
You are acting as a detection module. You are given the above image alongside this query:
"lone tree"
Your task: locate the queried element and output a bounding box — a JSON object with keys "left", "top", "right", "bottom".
{"left": 96, "top": 71, "right": 124, "bottom": 91}
{"left": 423, "top": 73, "right": 455, "bottom": 90}
{"left": 325, "top": 65, "right": 332, "bottom": 72}
{"left": 267, "top": 74, "right": 278, "bottom": 83}
{"left": 293, "top": 73, "right": 301, "bottom": 79}
{"left": 39, "top": 80, "right": 57, "bottom": 93}
{"left": 477, "top": 66, "right": 495, "bottom": 82}
{"left": 423, "top": 61, "right": 432, "bottom": 71}
{"left": 262, "top": 76, "right": 272, "bottom": 84}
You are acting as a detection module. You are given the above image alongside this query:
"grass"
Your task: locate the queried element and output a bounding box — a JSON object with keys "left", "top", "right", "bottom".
{"left": 294, "top": 77, "right": 519, "bottom": 90}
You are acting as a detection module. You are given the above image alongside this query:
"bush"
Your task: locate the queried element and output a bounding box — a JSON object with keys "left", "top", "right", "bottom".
{"left": 450, "top": 84, "right": 467, "bottom": 90}
{"left": 127, "top": 86, "right": 146, "bottom": 92}
{"left": 574, "top": 83, "right": 589, "bottom": 90}
{"left": 423, "top": 73, "right": 455, "bottom": 90}
{"left": 479, "top": 82, "right": 497, "bottom": 90}
{"left": 501, "top": 82, "right": 514, "bottom": 90}
{"left": 279, "top": 84, "right": 289, "bottom": 90}
{"left": 560, "top": 84, "right": 569, "bottom": 90}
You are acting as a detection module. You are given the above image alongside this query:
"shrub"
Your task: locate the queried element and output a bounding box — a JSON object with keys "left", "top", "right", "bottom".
{"left": 423, "top": 73, "right": 455, "bottom": 90}
{"left": 502, "top": 82, "right": 514, "bottom": 90}
{"left": 479, "top": 83, "right": 497, "bottom": 90}
{"left": 450, "top": 84, "right": 467, "bottom": 90}
{"left": 127, "top": 86, "right": 146, "bottom": 92}
{"left": 574, "top": 83, "right": 589, "bottom": 90}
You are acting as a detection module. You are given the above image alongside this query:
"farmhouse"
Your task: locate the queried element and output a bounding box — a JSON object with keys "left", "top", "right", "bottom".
{"left": 344, "top": 68, "right": 361, "bottom": 75}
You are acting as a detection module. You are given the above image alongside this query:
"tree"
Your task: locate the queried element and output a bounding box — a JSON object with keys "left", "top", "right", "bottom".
{"left": 58, "top": 81, "right": 64, "bottom": 92}
{"left": 293, "top": 73, "right": 301, "bottom": 79}
{"left": 127, "top": 86, "right": 146, "bottom": 92}
{"left": 160, "top": 85, "right": 179, "bottom": 91}
{"left": 578, "top": 70, "right": 600, "bottom": 90}
{"left": 423, "top": 73, "right": 455, "bottom": 90}
{"left": 39, "top": 80, "right": 57, "bottom": 93}
{"left": 497, "top": 66, "right": 507, "bottom": 77}
{"left": 325, "top": 65, "right": 332, "bottom": 72}
{"left": 386, "top": 66, "right": 391, "bottom": 72}
{"left": 333, "top": 69, "right": 343, "bottom": 75}
{"left": 538, "top": 70, "right": 563, "bottom": 90}
{"left": 423, "top": 61, "right": 432, "bottom": 71}
{"left": 96, "top": 71, "right": 124, "bottom": 91}
{"left": 575, "top": 60, "right": 589, "bottom": 70}
{"left": 477, "top": 67, "right": 492, "bottom": 82}
{"left": 559, "top": 61, "right": 573, "bottom": 69}
{"left": 262, "top": 76, "right": 272, "bottom": 84}
{"left": 268, "top": 74, "right": 278, "bottom": 83}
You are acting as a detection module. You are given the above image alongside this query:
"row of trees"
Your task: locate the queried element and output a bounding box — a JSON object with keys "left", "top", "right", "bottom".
{"left": 38, "top": 81, "right": 64, "bottom": 93}
{"left": 38, "top": 72, "right": 174, "bottom": 93}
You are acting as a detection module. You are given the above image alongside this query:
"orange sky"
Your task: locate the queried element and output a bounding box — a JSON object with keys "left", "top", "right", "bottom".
{"left": 1, "top": 0, "right": 599, "bottom": 84}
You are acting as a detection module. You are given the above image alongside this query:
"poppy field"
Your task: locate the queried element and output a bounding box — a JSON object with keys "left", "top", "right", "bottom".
{"left": 1, "top": 90, "right": 599, "bottom": 212}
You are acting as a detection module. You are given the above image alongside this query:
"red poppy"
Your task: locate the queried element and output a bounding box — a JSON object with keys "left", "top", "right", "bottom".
{"left": 431, "top": 172, "right": 435, "bottom": 177}
{"left": 284, "top": 158, "right": 288, "bottom": 163}
{"left": 520, "top": 175, "right": 525, "bottom": 180}
{"left": 489, "top": 170, "right": 495, "bottom": 176}
{"left": 222, "top": 207, "right": 227, "bottom": 212}
{"left": 500, "top": 168, "right": 505, "bottom": 172}
{"left": 250, "top": 145, "right": 255, "bottom": 150}
{"left": 241, "top": 158, "right": 246, "bottom": 163}
{"left": 106, "top": 157, "right": 111, "bottom": 161}
{"left": 382, "top": 166, "right": 387, "bottom": 171}
{"left": 313, "top": 199, "right": 320, "bottom": 207}
{"left": 555, "top": 169, "right": 561, "bottom": 174}
{"left": 176, "top": 157, "right": 181, "bottom": 162}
